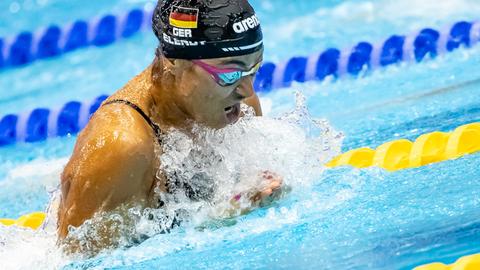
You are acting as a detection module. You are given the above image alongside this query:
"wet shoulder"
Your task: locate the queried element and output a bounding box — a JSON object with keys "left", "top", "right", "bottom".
{"left": 73, "top": 102, "right": 156, "bottom": 160}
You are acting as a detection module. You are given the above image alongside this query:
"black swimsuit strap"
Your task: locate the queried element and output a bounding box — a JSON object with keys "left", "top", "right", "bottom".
{"left": 103, "top": 99, "right": 177, "bottom": 223}
{"left": 103, "top": 99, "right": 163, "bottom": 144}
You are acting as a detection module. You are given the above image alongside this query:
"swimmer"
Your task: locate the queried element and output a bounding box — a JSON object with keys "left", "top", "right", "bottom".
{"left": 57, "top": 0, "right": 285, "bottom": 254}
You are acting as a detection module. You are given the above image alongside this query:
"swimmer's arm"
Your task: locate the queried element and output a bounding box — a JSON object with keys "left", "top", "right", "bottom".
{"left": 243, "top": 93, "right": 262, "bottom": 116}
{"left": 58, "top": 130, "right": 155, "bottom": 253}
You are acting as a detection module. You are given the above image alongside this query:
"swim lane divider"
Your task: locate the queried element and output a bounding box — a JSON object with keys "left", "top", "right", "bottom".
{"left": 0, "top": 212, "right": 45, "bottom": 230}
{"left": 0, "top": 7, "right": 153, "bottom": 70}
{"left": 326, "top": 122, "right": 480, "bottom": 171}
{"left": 0, "top": 4, "right": 479, "bottom": 92}
{"left": 1, "top": 17, "right": 480, "bottom": 146}
{"left": 0, "top": 95, "right": 108, "bottom": 146}
{"left": 414, "top": 253, "right": 480, "bottom": 270}
{"left": 262, "top": 19, "right": 480, "bottom": 91}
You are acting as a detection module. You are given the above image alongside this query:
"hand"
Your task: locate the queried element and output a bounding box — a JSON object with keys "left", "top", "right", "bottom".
{"left": 250, "top": 171, "right": 284, "bottom": 207}
{"left": 209, "top": 171, "right": 287, "bottom": 223}
{"left": 231, "top": 171, "right": 285, "bottom": 209}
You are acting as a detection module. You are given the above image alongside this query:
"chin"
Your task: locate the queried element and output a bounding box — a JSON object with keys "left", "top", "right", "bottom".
{"left": 196, "top": 105, "right": 240, "bottom": 129}
{"left": 211, "top": 119, "right": 229, "bottom": 130}
{"left": 197, "top": 115, "right": 228, "bottom": 130}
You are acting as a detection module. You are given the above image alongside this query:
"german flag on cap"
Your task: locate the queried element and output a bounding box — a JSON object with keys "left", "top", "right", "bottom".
{"left": 169, "top": 6, "right": 199, "bottom": 29}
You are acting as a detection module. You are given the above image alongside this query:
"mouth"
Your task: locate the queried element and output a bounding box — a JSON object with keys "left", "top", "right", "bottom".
{"left": 224, "top": 103, "right": 241, "bottom": 124}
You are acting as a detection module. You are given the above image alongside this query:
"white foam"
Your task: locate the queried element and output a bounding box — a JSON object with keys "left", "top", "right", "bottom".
{"left": 0, "top": 92, "right": 345, "bottom": 269}
{"left": 8, "top": 158, "right": 68, "bottom": 179}
{"left": 0, "top": 158, "right": 70, "bottom": 269}
{"left": 2, "top": 157, "right": 67, "bottom": 193}
{"left": 0, "top": 226, "right": 66, "bottom": 270}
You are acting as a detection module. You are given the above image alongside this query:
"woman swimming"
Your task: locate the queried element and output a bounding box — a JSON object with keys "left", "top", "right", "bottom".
{"left": 57, "top": 0, "right": 284, "bottom": 255}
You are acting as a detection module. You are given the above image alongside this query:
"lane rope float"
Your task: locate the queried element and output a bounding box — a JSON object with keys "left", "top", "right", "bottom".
{"left": 0, "top": 7, "right": 153, "bottom": 70}
{"left": 414, "top": 253, "right": 480, "bottom": 270}
{"left": 327, "top": 122, "right": 480, "bottom": 171}
{"left": 0, "top": 212, "right": 46, "bottom": 230}
{"left": 1, "top": 9, "right": 479, "bottom": 93}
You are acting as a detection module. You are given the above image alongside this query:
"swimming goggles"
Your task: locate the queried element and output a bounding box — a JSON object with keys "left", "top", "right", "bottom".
{"left": 192, "top": 60, "right": 262, "bottom": 87}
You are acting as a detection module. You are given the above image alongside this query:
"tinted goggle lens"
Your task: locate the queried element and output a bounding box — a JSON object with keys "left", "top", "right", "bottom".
{"left": 218, "top": 62, "right": 261, "bottom": 86}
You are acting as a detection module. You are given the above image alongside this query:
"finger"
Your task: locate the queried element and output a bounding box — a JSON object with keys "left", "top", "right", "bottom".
{"left": 261, "top": 188, "right": 272, "bottom": 197}
{"left": 260, "top": 171, "right": 277, "bottom": 179}
{"left": 251, "top": 192, "right": 262, "bottom": 202}
{"left": 269, "top": 180, "right": 281, "bottom": 189}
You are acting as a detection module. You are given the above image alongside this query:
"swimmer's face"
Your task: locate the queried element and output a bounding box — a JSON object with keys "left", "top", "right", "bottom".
{"left": 170, "top": 49, "right": 263, "bottom": 129}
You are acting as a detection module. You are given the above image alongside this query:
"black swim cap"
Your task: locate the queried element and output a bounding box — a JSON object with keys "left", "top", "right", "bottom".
{"left": 152, "top": 0, "right": 263, "bottom": 59}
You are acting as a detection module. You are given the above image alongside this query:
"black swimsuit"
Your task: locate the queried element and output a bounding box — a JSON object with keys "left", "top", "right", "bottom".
{"left": 102, "top": 99, "right": 216, "bottom": 236}
{"left": 103, "top": 99, "right": 163, "bottom": 145}
{"left": 103, "top": 99, "right": 170, "bottom": 201}
{"left": 103, "top": 99, "right": 183, "bottom": 236}
{"left": 103, "top": 98, "right": 216, "bottom": 201}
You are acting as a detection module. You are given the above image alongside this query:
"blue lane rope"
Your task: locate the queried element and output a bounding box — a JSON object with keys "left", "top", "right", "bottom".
{"left": 0, "top": 4, "right": 478, "bottom": 80}
{"left": 1, "top": 17, "right": 480, "bottom": 146}
{"left": 0, "top": 7, "right": 153, "bottom": 70}
{"left": 0, "top": 95, "right": 108, "bottom": 146}
{"left": 261, "top": 20, "right": 479, "bottom": 90}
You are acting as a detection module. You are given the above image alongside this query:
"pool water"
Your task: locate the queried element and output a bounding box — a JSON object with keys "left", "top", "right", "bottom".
{"left": 1, "top": 0, "right": 480, "bottom": 269}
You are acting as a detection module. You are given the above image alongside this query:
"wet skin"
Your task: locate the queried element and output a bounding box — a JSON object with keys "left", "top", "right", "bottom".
{"left": 57, "top": 49, "right": 284, "bottom": 253}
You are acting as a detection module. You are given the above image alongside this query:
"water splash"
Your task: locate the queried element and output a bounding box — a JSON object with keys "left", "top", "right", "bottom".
{"left": 157, "top": 91, "right": 342, "bottom": 215}
{"left": 0, "top": 91, "right": 343, "bottom": 269}
{"left": 0, "top": 160, "right": 67, "bottom": 270}
{"left": 63, "top": 91, "right": 345, "bottom": 269}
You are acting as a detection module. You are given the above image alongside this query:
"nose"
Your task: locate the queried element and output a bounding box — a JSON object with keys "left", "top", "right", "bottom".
{"left": 234, "top": 76, "right": 255, "bottom": 100}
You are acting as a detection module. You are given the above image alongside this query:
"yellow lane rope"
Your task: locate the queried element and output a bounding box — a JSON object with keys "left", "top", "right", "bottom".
{"left": 414, "top": 253, "right": 480, "bottom": 270}
{"left": 0, "top": 212, "right": 46, "bottom": 230}
{"left": 327, "top": 122, "right": 480, "bottom": 171}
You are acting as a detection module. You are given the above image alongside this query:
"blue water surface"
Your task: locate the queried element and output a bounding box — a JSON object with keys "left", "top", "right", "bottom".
{"left": 1, "top": 0, "right": 480, "bottom": 269}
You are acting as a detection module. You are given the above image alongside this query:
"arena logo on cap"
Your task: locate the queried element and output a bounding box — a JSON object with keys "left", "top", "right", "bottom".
{"left": 232, "top": 14, "right": 260, "bottom": 34}
{"left": 169, "top": 6, "right": 199, "bottom": 29}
